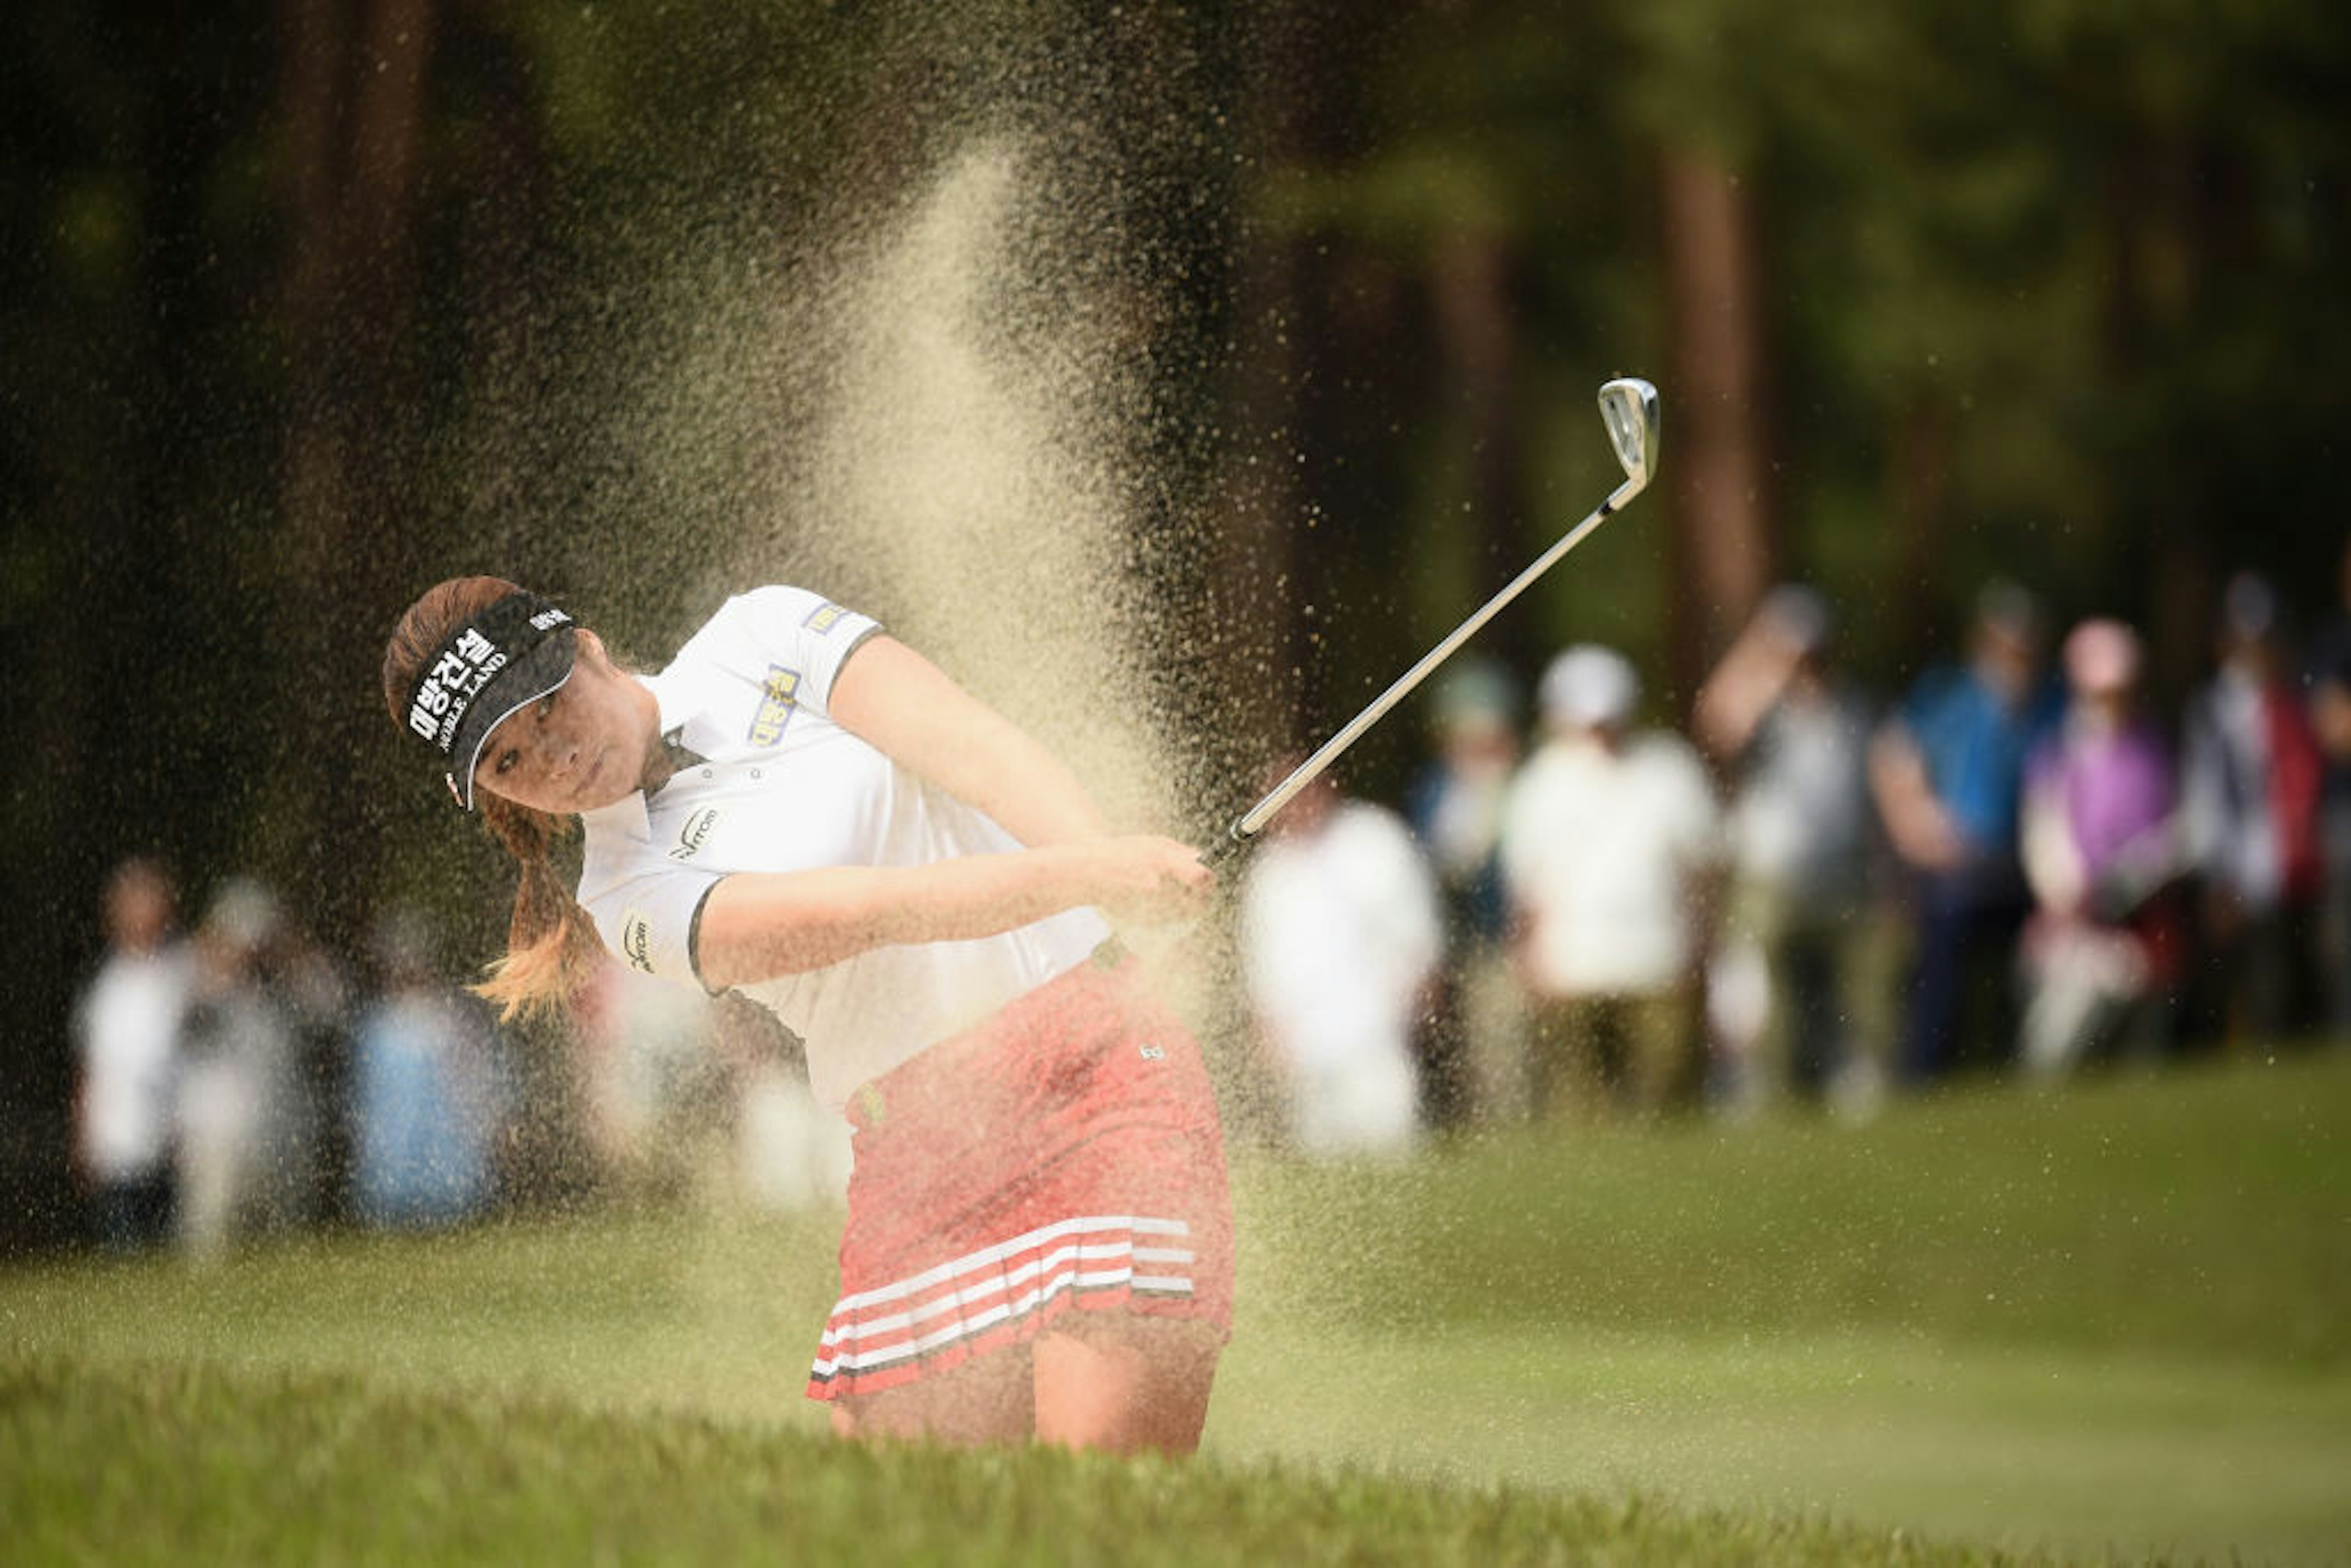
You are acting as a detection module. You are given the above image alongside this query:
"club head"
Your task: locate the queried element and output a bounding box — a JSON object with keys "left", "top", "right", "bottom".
{"left": 1597, "top": 377, "right": 1660, "bottom": 498}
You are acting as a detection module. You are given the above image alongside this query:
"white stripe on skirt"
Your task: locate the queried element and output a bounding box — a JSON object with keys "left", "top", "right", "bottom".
{"left": 812, "top": 1214, "right": 1194, "bottom": 1382}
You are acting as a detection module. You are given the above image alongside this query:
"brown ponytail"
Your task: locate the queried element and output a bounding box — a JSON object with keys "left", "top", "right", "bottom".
{"left": 473, "top": 792, "right": 610, "bottom": 1019}
{"left": 383, "top": 576, "right": 612, "bottom": 1021}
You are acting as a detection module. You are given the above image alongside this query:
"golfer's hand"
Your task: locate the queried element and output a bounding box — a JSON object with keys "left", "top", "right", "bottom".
{"left": 1089, "top": 834, "right": 1216, "bottom": 925}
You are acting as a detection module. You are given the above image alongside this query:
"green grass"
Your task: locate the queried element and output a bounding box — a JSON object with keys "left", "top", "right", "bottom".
{"left": 2, "top": 1357, "right": 2029, "bottom": 1567}
{"left": 1254, "top": 1051, "right": 2344, "bottom": 1363}
{"left": 3, "top": 1051, "right": 2346, "bottom": 1564}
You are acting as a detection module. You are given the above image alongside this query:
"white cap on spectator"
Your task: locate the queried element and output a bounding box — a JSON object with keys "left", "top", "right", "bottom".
{"left": 203, "top": 876, "right": 280, "bottom": 956}
{"left": 1539, "top": 645, "right": 1638, "bottom": 731}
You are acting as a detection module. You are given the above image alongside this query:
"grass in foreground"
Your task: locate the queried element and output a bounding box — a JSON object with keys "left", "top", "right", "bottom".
{"left": 1, "top": 1356, "right": 2060, "bottom": 1567}
{"left": 1210, "top": 1050, "right": 2351, "bottom": 1565}
{"left": 2, "top": 1049, "right": 2345, "bottom": 1564}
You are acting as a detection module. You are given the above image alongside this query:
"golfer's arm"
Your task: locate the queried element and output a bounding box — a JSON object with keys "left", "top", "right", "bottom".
{"left": 695, "top": 849, "right": 1103, "bottom": 989}
{"left": 827, "top": 635, "right": 1111, "bottom": 847}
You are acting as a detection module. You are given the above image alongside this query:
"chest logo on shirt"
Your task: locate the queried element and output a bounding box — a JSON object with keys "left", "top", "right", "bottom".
{"left": 671, "top": 807, "right": 721, "bottom": 861}
{"left": 621, "top": 911, "right": 654, "bottom": 974}
{"left": 803, "top": 601, "right": 849, "bottom": 634}
{"left": 748, "top": 664, "right": 801, "bottom": 746}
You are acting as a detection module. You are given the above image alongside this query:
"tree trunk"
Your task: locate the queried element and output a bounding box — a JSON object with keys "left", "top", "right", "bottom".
{"left": 1209, "top": 4, "right": 1357, "bottom": 813}
{"left": 1889, "top": 397, "right": 1953, "bottom": 673}
{"left": 1429, "top": 227, "right": 1527, "bottom": 677}
{"left": 2104, "top": 122, "right": 2237, "bottom": 705}
{"left": 271, "top": 0, "right": 437, "bottom": 940}
{"left": 1657, "top": 142, "right": 1774, "bottom": 703}
{"left": 4, "top": 8, "right": 222, "bottom": 1251}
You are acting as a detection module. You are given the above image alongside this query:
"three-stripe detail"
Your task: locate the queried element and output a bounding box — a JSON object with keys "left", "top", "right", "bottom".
{"left": 809, "top": 1214, "right": 1195, "bottom": 1392}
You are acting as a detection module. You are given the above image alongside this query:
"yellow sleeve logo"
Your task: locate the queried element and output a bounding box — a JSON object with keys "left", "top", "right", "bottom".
{"left": 748, "top": 664, "right": 801, "bottom": 746}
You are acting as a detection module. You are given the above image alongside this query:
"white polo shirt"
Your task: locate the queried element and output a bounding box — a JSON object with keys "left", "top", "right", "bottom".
{"left": 576, "top": 586, "right": 1108, "bottom": 1113}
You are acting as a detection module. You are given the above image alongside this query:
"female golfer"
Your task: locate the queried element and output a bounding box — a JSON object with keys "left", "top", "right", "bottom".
{"left": 383, "top": 577, "right": 1231, "bottom": 1454}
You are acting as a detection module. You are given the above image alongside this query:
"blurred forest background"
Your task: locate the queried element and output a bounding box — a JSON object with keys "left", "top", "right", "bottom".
{"left": 3, "top": 0, "right": 2345, "bottom": 1251}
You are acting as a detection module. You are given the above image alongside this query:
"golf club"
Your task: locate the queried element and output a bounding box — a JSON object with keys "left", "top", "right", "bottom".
{"left": 1209, "top": 376, "right": 1660, "bottom": 863}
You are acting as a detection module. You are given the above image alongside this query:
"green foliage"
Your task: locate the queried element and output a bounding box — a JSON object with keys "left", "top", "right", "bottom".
{"left": 1237, "top": 0, "right": 2350, "bottom": 686}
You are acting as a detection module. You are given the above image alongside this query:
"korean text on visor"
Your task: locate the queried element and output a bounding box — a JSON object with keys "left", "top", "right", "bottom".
{"left": 402, "top": 591, "right": 577, "bottom": 809}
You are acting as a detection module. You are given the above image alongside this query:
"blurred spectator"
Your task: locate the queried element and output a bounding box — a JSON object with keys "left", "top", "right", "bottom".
{"left": 714, "top": 992, "right": 851, "bottom": 1210}
{"left": 72, "top": 858, "right": 192, "bottom": 1252}
{"left": 174, "top": 878, "right": 307, "bottom": 1257}
{"left": 348, "top": 907, "right": 513, "bottom": 1229}
{"left": 1501, "top": 646, "right": 1720, "bottom": 1118}
{"left": 1404, "top": 659, "right": 1526, "bottom": 1127}
{"left": 1870, "top": 582, "right": 2064, "bottom": 1082}
{"left": 1695, "top": 586, "right": 1892, "bottom": 1111}
{"left": 1241, "top": 770, "right": 1443, "bottom": 1158}
{"left": 2307, "top": 536, "right": 2351, "bottom": 1039}
{"left": 2016, "top": 620, "right": 2185, "bottom": 1077}
{"left": 2180, "top": 572, "right": 2327, "bottom": 1045}
{"left": 261, "top": 912, "right": 352, "bottom": 1224}
{"left": 576, "top": 958, "right": 729, "bottom": 1198}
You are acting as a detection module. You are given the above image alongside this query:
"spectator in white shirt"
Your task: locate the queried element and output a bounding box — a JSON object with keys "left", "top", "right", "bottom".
{"left": 1242, "top": 770, "right": 1443, "bottom": 1159}
{"left": 1501, "top": 646, "right": 1721, "bottom": 1117}
{"left": 73, "top": 858, "right": 190, "bottom": 1251}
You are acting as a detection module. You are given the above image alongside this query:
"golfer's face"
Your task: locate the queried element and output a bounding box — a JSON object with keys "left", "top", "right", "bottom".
{"left": 473, "top": 635, "right": 648, "bottom": 814}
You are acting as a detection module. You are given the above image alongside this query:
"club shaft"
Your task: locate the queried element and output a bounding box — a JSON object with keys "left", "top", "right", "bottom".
{"left": 1227, "top": 474, "right": 1641, "bottom": 847}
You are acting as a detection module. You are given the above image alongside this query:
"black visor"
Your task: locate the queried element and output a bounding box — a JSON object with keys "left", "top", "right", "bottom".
{"left": 400, "top": 590, "right": 579, "bottom": 810}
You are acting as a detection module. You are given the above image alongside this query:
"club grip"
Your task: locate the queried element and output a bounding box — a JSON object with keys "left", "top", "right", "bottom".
{"left": 1200, "top": 825, "right": 1254, "bottom": 871}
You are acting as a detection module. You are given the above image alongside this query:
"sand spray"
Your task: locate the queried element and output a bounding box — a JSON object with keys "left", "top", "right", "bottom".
{"left": 603, "top": 124, "right": 1270, "bottom": 1134}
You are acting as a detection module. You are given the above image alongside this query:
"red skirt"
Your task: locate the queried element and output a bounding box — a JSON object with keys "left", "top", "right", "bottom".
{"left": 805, "top": 947, "right": 1234, "bottom": 1403}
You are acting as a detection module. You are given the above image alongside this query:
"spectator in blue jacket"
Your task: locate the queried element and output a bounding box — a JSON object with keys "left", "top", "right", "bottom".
{"left": 1870, "top": 583, "right": 2065, "bottom": 1082}
{"left": 349, "top": 907, "right": 512, "bottom": 1229}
